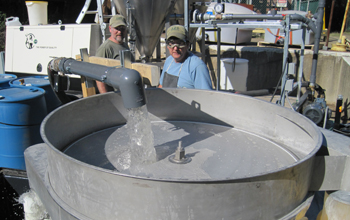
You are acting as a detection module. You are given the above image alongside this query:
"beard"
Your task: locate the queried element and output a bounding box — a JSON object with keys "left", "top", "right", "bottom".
{"left": 115, "top": 35, "right": 124, "bottom": 43}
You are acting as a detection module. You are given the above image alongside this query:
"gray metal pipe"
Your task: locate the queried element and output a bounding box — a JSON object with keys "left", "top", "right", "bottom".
{"left": 196, "top": 13, "right": 318, "bottom": 33}
{"left": 198, "top": 13, "right": 285, "bottom": 22}
{"left": 49, "top": 58, "right": 146, "bottom": 109}
{"left": 289, "top": 13, "right": 318, "bottom": 34}
{"left": 309, "top": 0, "right": 325, "bottom": 91}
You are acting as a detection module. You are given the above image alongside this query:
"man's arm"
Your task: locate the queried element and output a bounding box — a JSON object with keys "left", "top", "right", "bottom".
{"left": 194, "top": 63, "right": 213, "bottom": 90}
{"left": 96, "top": 81, "right": 109, "bottom": 93}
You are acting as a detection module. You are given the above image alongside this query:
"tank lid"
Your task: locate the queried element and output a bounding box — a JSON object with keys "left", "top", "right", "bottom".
{"left": 0, "top": 74, "right": 17, "bottom": 83}
{"left": 10, "top": 76, "right": 50, "bottom": 87}
{"left": 0, "top": 87, "right": 45, "bottom": 102}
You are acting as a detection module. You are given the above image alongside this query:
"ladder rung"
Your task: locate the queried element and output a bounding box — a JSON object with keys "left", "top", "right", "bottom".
{"left": 85, "top": 10, "right": 98, "bottom": 14}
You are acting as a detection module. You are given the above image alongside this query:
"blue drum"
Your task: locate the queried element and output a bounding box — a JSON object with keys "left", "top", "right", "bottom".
{"left": 0, "top": 74, "right": 17, "bottom": 88}
{"left": 10, "top": 76, "right": 61, "bottom": 112}
{"left": 0, "top": 86, "right": 47, "bottom": 170}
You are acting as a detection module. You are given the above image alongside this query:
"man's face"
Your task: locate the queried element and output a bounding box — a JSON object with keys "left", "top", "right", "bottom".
{"left": 167, "top": 38, "right": 189, "bottom": 63}
{"left": 110, "top": 25, "right": 126, "bottom": 44}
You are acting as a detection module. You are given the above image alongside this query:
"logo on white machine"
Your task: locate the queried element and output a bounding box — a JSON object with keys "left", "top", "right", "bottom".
{"left": 25, "top": 33, "right": 37, "bottom": 49}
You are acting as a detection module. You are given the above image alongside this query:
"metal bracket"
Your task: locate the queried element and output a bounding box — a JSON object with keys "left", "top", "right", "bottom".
{"left": 80, "top": 48, "right": 95, "bottom": 89}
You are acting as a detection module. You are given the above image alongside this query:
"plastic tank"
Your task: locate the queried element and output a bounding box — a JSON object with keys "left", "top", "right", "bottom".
{"left": 0, "top": 87, "right": 47, "bottom": 170}
{"left": 0, "top": 74, "right": 17, "bottom": 88}
{"left": 25, "top": 1, "right": 48, "bottom": 25}
{"left": 36, "top": 88, "right": 322, "bottom": 219}
{"left": 10, "top": 76, "right": 61, "bottom": 112}
{"left": 220, "top": 58, "right": 249, "bottom": 91}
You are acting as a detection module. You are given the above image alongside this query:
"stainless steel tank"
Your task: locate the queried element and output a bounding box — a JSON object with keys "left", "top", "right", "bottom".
{"left": 39, "top": 88, "right": 322, "bottom": 219}
{"left": 113, "top": 0, "right": 209, "bottom": 60}
{"left": 114, "top": 0, "right": 176, "bottom": 60}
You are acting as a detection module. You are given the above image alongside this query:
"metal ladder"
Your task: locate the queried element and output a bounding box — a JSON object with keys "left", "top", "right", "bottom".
{"left": 76, "top": 0, "right": 117, "bottom": 42}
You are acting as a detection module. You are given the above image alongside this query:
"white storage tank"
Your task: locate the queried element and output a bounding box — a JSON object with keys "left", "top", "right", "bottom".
{"left": 196, "top": 3, "right": 255, "bottom": 44}
{"left": 220, "top": 58, "right": 249, "bottom": 91}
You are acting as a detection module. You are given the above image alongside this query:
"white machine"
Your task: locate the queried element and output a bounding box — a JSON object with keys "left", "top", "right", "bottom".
{"left": 5, "top": 24, "right": 101, "bottom": 76}
{"left": 196, "top": 3, "right": 255, "bottom": 44}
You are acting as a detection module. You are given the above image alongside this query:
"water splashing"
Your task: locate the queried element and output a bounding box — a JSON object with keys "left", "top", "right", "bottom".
{"left": 106, "top": 105, "right": 157, "bottom": 174}
{"left": 127, "top": 105, "right": 157, "bottom": 166}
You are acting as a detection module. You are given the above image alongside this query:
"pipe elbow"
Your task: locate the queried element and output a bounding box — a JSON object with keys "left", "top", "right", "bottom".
{"left": 48, "top": 58, "right": 146, "bottom": 109}
{"left": 109, "top": 68, "right": 146, "bottom": 109}
{"left": 290, "top": 14, "right": 317, "bottom": 33}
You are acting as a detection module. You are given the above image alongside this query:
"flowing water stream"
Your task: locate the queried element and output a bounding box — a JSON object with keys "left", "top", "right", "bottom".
{"left": 105, "top": 105, "right": 157, "bottom": 174}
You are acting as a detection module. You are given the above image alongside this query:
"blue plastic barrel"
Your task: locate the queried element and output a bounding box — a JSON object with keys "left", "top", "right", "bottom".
{"left": 0, "top": 86, "right": 47, "bottom": 170}
{"left": 0, "top": 74, "right": 17, "bottom": 88}
{"left": 0, "top": 123, "right": 42, "bottom": 170}
{"left": 10, "top": 76, "right": 61, "bottom": 112}
{"left": 0, "top": 87, "right": 47, "bottom": 125}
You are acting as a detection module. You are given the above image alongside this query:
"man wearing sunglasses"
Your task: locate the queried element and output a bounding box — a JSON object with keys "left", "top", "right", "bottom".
{"left": 95, "top": 14, "right": 132, "bottom": 93}
{"left": 159, "top": 25, "right": 213, "bottom": 90}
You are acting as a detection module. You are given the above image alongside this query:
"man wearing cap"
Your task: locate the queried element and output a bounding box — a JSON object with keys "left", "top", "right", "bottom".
{"left": 95, "top": 14, "right": 131, "bottom": 93}
{"left": 159, "top": 25, "right": 213, "bottom": 90}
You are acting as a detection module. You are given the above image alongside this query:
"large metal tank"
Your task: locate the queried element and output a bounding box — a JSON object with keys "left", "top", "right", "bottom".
{"left": 38, "top": 88, "right": 322, "bottom": 219}
{"left": 113, "top": 0, "right": 209, "bottom": 60}
{"left": 114, "top": 0, "right": 176, "bottom": 60}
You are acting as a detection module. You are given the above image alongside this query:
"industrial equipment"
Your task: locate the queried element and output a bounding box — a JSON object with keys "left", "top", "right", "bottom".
{"left": 25, "top": 84, "right": 323, "bottom": 219}
{"left": 5, "top": 24, "right": 101, "bottom": 76}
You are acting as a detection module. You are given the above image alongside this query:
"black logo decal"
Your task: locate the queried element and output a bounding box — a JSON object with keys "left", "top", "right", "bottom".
{"left": 25, "top": 33, "right": 37, "bottom": 49}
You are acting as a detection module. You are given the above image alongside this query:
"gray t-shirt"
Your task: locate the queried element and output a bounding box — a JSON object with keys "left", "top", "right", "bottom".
{"left": 95, "top": 39, "right": 130, "bottom": 59}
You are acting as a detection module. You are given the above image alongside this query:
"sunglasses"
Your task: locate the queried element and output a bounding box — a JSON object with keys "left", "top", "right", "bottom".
{"left": 167, "top": 42, "right": 187, "bottom": 49}
{"left": 114, "top": 26, "right": 126, "bottom": 32}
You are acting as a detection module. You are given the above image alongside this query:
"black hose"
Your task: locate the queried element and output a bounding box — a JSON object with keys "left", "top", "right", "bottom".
{"left": 47, "top": 63, "right": 73, "bottom": 104}
{"left": 309, "top": 0, "right": 326, "bottom": 89}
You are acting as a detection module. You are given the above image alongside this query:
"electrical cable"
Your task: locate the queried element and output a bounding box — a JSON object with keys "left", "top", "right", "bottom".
{"left": 285, "top": 91, "right": 296, "bottom": 111}
{"left": 270, "top": 57, "right": 288, "bottom": 103}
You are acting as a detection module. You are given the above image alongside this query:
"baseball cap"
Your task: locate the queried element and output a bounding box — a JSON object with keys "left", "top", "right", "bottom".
{"left": 109, "top": 14, "right": 126, "bottom": 27}
{"left": 166, "top": 25, "right": 188, "bottom": 42}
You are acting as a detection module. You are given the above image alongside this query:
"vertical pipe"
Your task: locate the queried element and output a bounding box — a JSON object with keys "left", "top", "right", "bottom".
{"left": 201, "top": 28, "right": 206, "bottom": 61}
{"left": 184, "top": 0, "right": 189, "bottom": 32}
{"left": 217, "top": 27, "right": 221, "bottom": 91}
{"left": 325, "top": 0, "right": 336, "bottom": 47}
{"left": 297, "top": 27, "right": 306, "bottom": 102}
{"left": 165, "top": 17, "right": 170, "bottom": 58}
{"left": 156, "top": 40, "right": 161, "bottom": 61}
{"left": 309, "top": 0, "right": 325, "bottom": 92}
{"left": 280, "top": 16, "right": 290, "bottom": 106}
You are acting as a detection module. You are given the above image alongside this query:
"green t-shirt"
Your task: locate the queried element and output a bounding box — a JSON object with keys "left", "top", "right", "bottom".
{"left": 95, "top": 39, "right": 130, "bottom": 59}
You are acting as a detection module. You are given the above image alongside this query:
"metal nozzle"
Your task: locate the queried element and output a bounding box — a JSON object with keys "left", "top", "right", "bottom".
{"left": 169, "top": 141, "right": 192, "bottom": 164}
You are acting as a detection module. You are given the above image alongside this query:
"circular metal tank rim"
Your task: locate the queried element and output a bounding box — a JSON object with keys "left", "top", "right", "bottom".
{"left": 40, "top": 88, "right": 323, "bottom": 183}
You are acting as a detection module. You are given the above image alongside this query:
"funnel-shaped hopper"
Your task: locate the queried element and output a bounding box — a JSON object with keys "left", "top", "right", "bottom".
{"left": 114, "top": 0, "right": 176, "bottom": 60}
